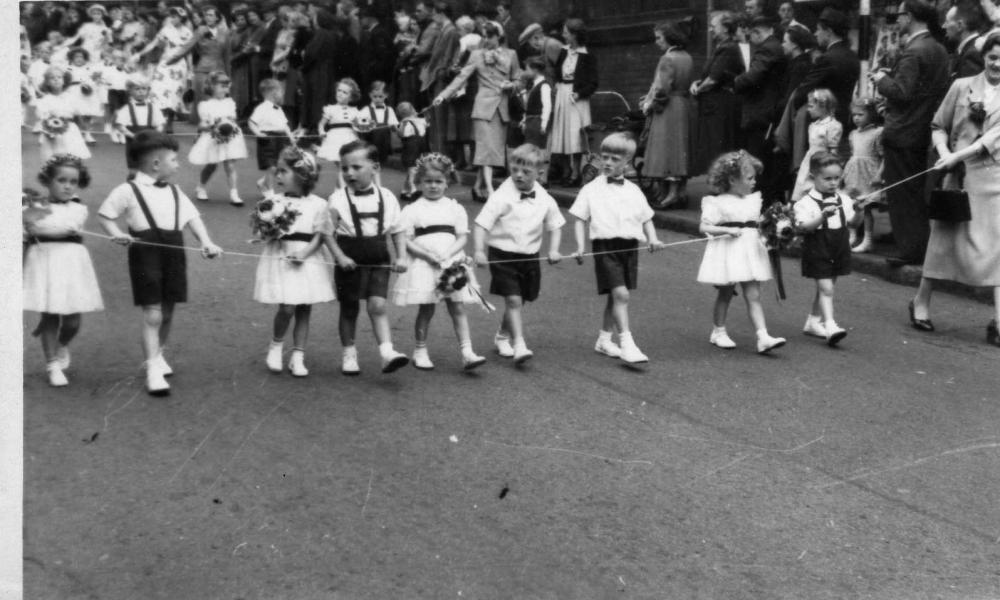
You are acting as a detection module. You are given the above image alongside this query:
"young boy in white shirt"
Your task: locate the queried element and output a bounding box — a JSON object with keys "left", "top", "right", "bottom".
{"left": 114, "top": 74, "right": 165, "bottom": 179}
{"left": 473, "top": 143, "right": 565, "bottom": 364}
{"left": 570, "top": 132, "right": 665, "bottom": 364}
{"left": 247, "top": 78, "right": 294, "bottom": 196}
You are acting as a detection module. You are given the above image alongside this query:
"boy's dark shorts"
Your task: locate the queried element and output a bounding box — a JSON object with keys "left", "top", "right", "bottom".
{"left": 488, "top": 246, "right": 541, "bottom": 302}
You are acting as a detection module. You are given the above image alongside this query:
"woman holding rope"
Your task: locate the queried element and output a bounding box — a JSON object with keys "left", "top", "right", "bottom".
{"left": 908, "top": 32, "right": 1000, "bottom": 347}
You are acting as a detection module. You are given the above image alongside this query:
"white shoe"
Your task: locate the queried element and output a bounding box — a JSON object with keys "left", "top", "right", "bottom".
{"left": 288, "top": 350, "right": 308, "bottom": 377}
{"left": 47, "top": 363, "right": 68, "bottom": 387}
{"left": 462, "top": 350, "right": 486, "bottom": 371}
{"left": 826, "top": 324, "right": 847, "bottom": 347}
{"left": 342, "top": 348, "right": 360, "bottom": 376}
{"left": 513, "top": 343, "right": 533, "bottom": 365}
{"left": 494, "top": 333, "right": 514, "bottom": 358}
{"left": 266, "top": 341, "right": 283, "bottom": 372}
{"left": 381, "top": 349, "right": 409, "bottom": 373}
{"left": 145, "top": 364, "right": 171, "bottom": 396}
{"left": 709, "top": 329, "right": 737, "bottom": 349}
{"left": 619, "top": 340, "right": 649, "bottom": 364}
{"left": 195, "top": 185, "right": 209, "bottom": 201}
{"left": 756, "top": 333, "right": 787, "bottom": 354}
{"left": 413, "top": 347, "right": 434, "bottom": 370}
{"left": 229, "top": 189, "right": 244, "bottom": 206}
{"left": 594, "top": 337, "right": 622, "bottom": 358}
{"left": 151, "top": 351, "right": 173, "bottom": 377}
{"left": 803, "top": 317, "right": 827, "bottom": 338}
{"left": 55, "top": 346, "right": 71, "bottom": 370}
{"left": 83, "top": 131, "right": 96, "bottom": 144}
{"left": 852, "top": 238, "right": 873, "bottom": 253}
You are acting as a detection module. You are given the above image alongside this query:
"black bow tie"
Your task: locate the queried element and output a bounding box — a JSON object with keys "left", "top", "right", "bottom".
{"left": 152, "top": 180, "right": 168, "bottom": 188}
{"left": 520, "top": 191, "right": 535, "bottom": 199}
{"left": 354, "top": 188, "right": 375, "bottom": 196}
{"left": 607, "top": 176, "right": 625, "bottom": 185}
{"left": 134, "top": 102, "right": 146, "bottom": 106}
{"left": 49, "top": 198, "right": 69, "bottom": 204}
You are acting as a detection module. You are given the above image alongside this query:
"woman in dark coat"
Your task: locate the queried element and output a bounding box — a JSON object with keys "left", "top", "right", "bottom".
{"left": 298, "top": 9, "right": 339, "bottom": 133}
{"left": 229, "top": 7, "right": 267, "bottom": 120}
{"left": 690, "top": 11, "right": 745, "bottom": 175}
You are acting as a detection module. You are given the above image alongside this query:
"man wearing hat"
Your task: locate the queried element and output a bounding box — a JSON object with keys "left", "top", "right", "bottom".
{"left": 521, "top": 23, "right": 562, "bottom": 80}
{"left": 734, "top": 15, "right": 787, "bottom": 205}
{"left": 790, "top": 7, "right": 860, "bottom": 134}
{"left": 870, "top": 0, "right": 949, "bottom": 266}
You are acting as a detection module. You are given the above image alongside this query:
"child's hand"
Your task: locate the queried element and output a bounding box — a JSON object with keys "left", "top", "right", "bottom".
{"left": 201, "top": 243, "right": 223, "bottom": 258}
{"left": 286, "top": 252, "right": 303, "bottom": 266}
{"left": 473, "top": 250, "right": 488, "bottom": 268}
{"left": 392, "top": 259, "right": 407, "bottom": 273}
{"left": 111, "top": 234, "right": 135, "bottom": 245}
{"left": 648, "top": 239, "right": 666, "bottom": 252}
{"left": 821, "top": 205, "right": 838, "bottom": 216}
{"left": 547, "top": 250, "right": 562, "bottom": 264}
{"left": 338, "top": 255, "right": 358, "bottom": 270}
{"left": 572, "top": 250, "right": 584, "bottom": 264}
{"left": 728, "top": 228, "right": 742, "bottom": 237}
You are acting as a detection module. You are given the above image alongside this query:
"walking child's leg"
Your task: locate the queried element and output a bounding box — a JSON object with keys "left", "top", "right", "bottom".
{"left": 200, "top": 164, "right": 217, "bottom": 185}
{"left": 141, "top": 303, "right": 164, "bottom": 361}
{"left": 602, "top": 294, "right": 616, "bottom": 333}
{"left": 273, "top": 303, "right": 295, "bottom": 341}
{"left": 740, "top": 281, "right": 767, "bottom": 331}
{"left": 445, "top": 300, "right": 470, "bottom": 345}
{"left": 810, "top": 282, "right": 823, "bottom": 318}
{"left": 368, "top": 296, "right": 408, "bottom": 371}
{"left": 291, "top": 304, "right": 311, "bottom": 349}
{"left": 504, "top": 295, "right": 524, "bottom": 343}
{"left": 816, "top": 278, "right": 836, "bottom": 324}
{"left": 610, "top": 286, "right": 630, "bottom": 334}
{"left": 57, "top": 313, "right": 81, "bottom": 347}
{"left": 713, "top": 285, "right": 735, "bottom": 327}
{"left": 339, "top": 300, "right": 360, "bottom": 347}
{"left": 415, "top": 303, "right": 436, "bottom": 343}
{"left": 38, "top": 313, "right": 60, "bottom": 361}
{"left": 223, "top": 160, "right": 238, "bottom": 191}
{"left": 158, "top": 301, "right": 175, "bottom": 349}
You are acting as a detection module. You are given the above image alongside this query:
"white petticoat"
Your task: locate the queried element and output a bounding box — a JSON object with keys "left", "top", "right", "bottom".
{"left": 23, "top": 242, "right": 104, "bottom": 314}
{"left": 188, "top": 132, "right": 249, "bottom": 165}
{"left": 253, "top": 239, "right": 336, "bottom": 305}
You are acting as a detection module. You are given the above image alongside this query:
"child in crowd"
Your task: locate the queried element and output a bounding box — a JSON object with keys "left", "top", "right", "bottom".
{"left": 697, "top": 150, "right": 786, "bottom": 354}
{"left": 64, "top": 48, "right": 104, "bottom": 145}
{"left": 792, "top": 88, "right": 842, "bottom": 200}
{"left": 473, "top": 143, "right": 565, "bottom": 364}
{"left": 843, "top": 97, "right": 884, "bottom": 253}
{"left": 396, "top": 101, "right": 428, "bottom": 201}
{"left": 115, "top": 74, "right": 165, "bottom": 179}
{"left": 247, "top": 79, "right": 293, "bottom": 196}
{"left": 521, "top": 57, "right": 552, "bottom": 185}
{"left": 101, "top": 49, "right": 132, "bottom": 144}
{"left": 23, "top": 155, "right": 104, "bottom": 387}
{"left": 391, "top": 153, "right": 487, "bottom": 371}
{"left": 317, "top": 77, "right": 362, "bottom": 189}
{"left": 794, "top": 151, "right": 860, "bottom": 346}
{"left": 570, "top": 133, "right": 665, "bottom": 364}
{"left": 325, "top": 140, "right": 409, "bottom": 375}
{"left": 27, "top": 42, "right": 53, "bottom": 92}
{"left": 188, "top": 71, "right": 248, "bottom": 206}
{"left": 34, "top": 66, "right": 91, "bottom": 162}
{"left": 359, "top": 81, "right": 399, "bottom": 166}
{"left": 98, "top": 131, "right": 223, "bottom": 396}
{"left": 254, "top": 147, "right": 335, "bottom": 376}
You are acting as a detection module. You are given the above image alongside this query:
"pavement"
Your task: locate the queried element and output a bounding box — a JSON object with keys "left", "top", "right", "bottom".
{"left": 19, "top": 127, "right": 1000, "bottom": 599}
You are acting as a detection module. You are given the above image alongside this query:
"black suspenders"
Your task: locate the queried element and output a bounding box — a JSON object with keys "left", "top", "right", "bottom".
{"left": 128, "top": 182, "right": 180, "bottom": 240}
{"left": 344, "top": 188, "right": 385, "bottom": 238}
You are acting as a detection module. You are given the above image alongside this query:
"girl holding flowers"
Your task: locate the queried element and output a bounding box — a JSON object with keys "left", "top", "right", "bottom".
{"left": 252, "top": 147, "right": 335, "bottom": 377}
{"left": 390, "top": 154, "right": 487, "bottom": 371}
{"left": 23, "top": 155, "right": 104, "bottom": 387}
{"left": 33, "top": 66, "right": 91, "bottom": 162}
{"left": 188, "top": 71, "right": 249, "bottom": 206}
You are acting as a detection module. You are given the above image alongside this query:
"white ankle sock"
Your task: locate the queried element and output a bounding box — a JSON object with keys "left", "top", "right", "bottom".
{"left": 597, "top": 330, "right": 613, "bottom": 343}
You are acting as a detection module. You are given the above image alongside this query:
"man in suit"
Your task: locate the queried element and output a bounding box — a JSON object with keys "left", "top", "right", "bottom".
{"left": 871, "top": 0, "right": 950, "bottom": 266}
{"left": 735, "top": 15, "right": 788, "bottom": 206}
{"left": 943, "top": 2, "right": 986, "bottom": 79}
{"left": 497, "top": 1, "right": 520, "bottom": 52}
{"left": 421, "top": 1, "right": 460, "bottom": 154}
{"left": 256, "top": 1, "right": 283, "bottom": 80}
{"left": 405, "top": 1, "right": 440, "bottom": 110}
{"left": 358, "top": 6, "right": 395, "bottom": 101}
{"left": 790, "top": 8, "right": 860, "bottom": 135}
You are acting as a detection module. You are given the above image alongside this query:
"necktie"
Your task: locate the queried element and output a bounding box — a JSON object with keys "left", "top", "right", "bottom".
{"left": 354, "top": 188, "right": 375, "bottom": 196}
{"left": 607, "top": 177, "right": 625, "bottom": 185}
{"left": 520, "top": 191, "right": 535, "bottom": 199}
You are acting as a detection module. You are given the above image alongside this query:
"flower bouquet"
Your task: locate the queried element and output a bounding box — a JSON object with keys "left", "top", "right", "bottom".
{"left": 435, "top": 258, "right": 495, "bottom": 312}
{"left": 758, "top": 202, "right": 799, "bottom": 301}
{"left": 211, "top": 117, "right": 241, "bottom": 144}
{"left": 250, "top": 197, "right": 301, "bottom": 242}
{"left": 41, "top": 116, "right": 68, "bottom": 137}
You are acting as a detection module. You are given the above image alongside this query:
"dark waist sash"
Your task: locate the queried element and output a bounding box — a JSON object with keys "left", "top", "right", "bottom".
{"left": 718, "top": 221, "right": 757, "bottom": 228}
{"left": 414, "top": 225, "right": 456, "bottom": 237}
{"left": 281, "top": 232, "right": 316, "bottom": 242}
{"left": 26, "top": 234, "right": 83, "bottom": 244}
{"left": 325, "top": 123, "right": 353, "bottom": 131}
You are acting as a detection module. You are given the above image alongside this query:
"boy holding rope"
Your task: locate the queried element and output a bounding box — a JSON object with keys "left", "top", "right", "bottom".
{"left": 98, "top": 131, "right": 223, "bottom": 396}
{"left": 570, "top": 133, "right": 665, "bottom": 364}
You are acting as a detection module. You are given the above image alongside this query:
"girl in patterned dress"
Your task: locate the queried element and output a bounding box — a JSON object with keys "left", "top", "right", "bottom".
{"left": 130, "top": 7, "right": 193, "bottom": 135}
{"left": 792, "top": 88, "right": 842, "bottom": 201}
{"left": 23, "top": 155, "right": 104, "bottom": 387}
{"left": 317, "top": 78, "right": 363, "bottom": 190}
{"left": 391, "top": 154, "right": 487, "bottom": 371}
{"left": 843, "top": 98, "right": 884, "bottom": 253}
{"left": 188, "top": 71, "right": 249, "bottom": 205}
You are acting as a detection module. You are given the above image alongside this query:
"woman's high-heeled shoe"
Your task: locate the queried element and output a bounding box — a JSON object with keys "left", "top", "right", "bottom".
{"left": 987, "top": 319, "right": 1000, "bottom": 347}
{"left": 909, "top": 300, "right": 935, "bottom": 332}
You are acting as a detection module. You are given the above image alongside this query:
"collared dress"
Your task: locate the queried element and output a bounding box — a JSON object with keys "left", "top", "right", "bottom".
{"left": 792, "top": 115, "right": 843, "bottom": 201}
{"left": 253, "top": 194, "right": 336, "bottom": 305}
{"left": 317, "top": 104, "right": 360, "bottom": 162}
{"left": 696, "top": 192, "right": 772, "bottom": 285}
{"left": 843, "top": 125, "right": 884, "bottom": 205}
{"left": 391, "top": 197, "right": 477, "bottom": 305}
{"left": 23, "top": 200, "right": 104, "bottom": 314}
{"left": 188, "top": 97, "right": 249, "bottom": 164}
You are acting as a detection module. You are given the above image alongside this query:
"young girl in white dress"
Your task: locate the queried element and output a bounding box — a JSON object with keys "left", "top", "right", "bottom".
{"left": 317, "top": 78, "right": 362, "bottom": 190}
{"left": 391, "top": 153, "right": 487, "bottom": 370}
{"left": 697, "top": 150, "right": 787, "bottom": 354}
{"left": 792, "top": 88, "right": 842, "bottom": 201}
{"left": 189, "top": 71, "right": 249, "bottom": 205}
{"left": 64, "top": 48, "right": 105, "bottom": 145}
{"left": 254, "top": 147, "right": 335, "bottom": 377}
{"left": 33, "top": 66, "right": 92, "bottom": 162}
{"left": 23, "top": 155, "right": 104, "bottom": 387}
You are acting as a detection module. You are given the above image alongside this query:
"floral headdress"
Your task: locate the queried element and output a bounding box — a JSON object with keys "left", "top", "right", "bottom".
{"left": 280, "top": 146, "right": 319, "bottom": 186}
{"left": 414, "top": 152, "right": 455, "bottom": 178}
{"left": 40, "top": 154, "right": 88, "bottom": 185}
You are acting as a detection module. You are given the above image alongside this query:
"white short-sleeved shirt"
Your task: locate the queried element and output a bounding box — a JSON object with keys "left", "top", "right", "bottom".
{"left": 98, "top": 171, "right": 200, "bottom": 231}
{"left": 394, "top": 197, "right": 469, "bottom": 237}
{"left": 569, "top": 175, "right": 653, "bottom": 241}
{"left": 248, "top": 100, "right": 289, "bottom": 132}
{"left": 115, "top": 100, "right": 166, "bottom": 129}
{"left": 793, "top": 188, "right": 856, "bottom": 230}
{"left": 328, "top": 186, "right": 401, "bottom": 237}
{"left": 474, "top": 178, "right": 566, "bottom": 254}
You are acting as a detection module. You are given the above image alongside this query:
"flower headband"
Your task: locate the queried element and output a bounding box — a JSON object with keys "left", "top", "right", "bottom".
{"left": 415, "top": 152, "right": 454, "bottom": 174}
{"left": 43, "top": 153, "right": 86, "bottom": 174}
{"left": 283, "top": 147, "right": 319, "bottom": 182}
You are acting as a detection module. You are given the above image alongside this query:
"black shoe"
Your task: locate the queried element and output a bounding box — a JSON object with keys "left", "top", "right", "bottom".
{"left": 987, "top": 319, "right": 1000, "bottom": 347}
{"left": 909, "top": 300, "right": 935, "bottom": 332}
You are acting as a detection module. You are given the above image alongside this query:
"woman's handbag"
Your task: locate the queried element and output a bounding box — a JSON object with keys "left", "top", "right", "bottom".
{"left": 928, "top": 166, "right": 971, "bottom": 222}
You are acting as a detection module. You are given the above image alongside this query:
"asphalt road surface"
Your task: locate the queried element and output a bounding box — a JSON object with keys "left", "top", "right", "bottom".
{"left": 21, "top": 130, "right": 1000, "bottom": 599}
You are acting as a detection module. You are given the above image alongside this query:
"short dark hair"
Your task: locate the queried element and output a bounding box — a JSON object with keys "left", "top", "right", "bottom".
{"left": 808, "top": 150, "right": 842, "bottom": 174}
{"left": 981, "top": 31, "right": 1000, "bottom": 54}
{"left": 524, "top": 56, "right": 546, "bottom": 72}
{"left": 902, "top": 0, "right": 938, "bottom": 26}
{"left": 128, "top": 130, "right": 179, "bottom": 165}
{"left": 564, "top": 18, "right": 588, "bottom": 45}
{"left": 433, "top": 1, "right": 452, "bottom": 19}
{"left": 954, "top": 0, "right": 988, "bottom": 34}
{"left": 656, "top": 17, "right": 694, "bottom": 48}
{"left": 785, "top": 24, "right": 817, "bottom": 50}
{"left": 339, "top": 139, "right": 379, "bottom": 162}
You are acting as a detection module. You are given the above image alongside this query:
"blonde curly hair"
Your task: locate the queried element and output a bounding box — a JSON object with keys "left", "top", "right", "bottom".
{"left": 415, "top": 152, "right": 455, "bottom": 181}
{"left": 706, "top": 150, "right": 762, "bottom": 194}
